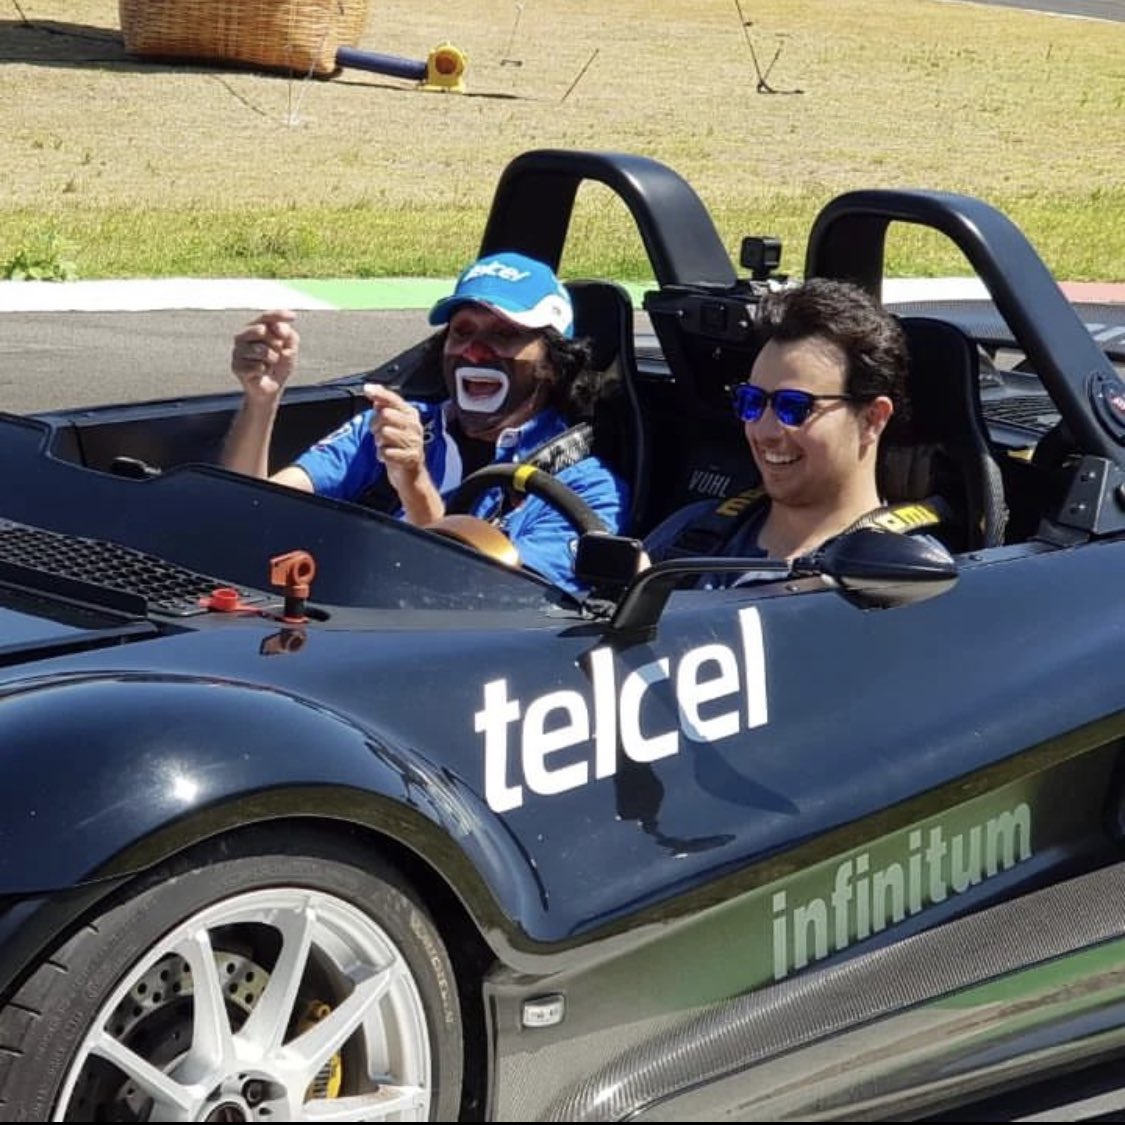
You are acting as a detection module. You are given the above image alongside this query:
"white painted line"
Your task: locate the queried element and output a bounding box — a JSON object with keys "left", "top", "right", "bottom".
{"left": 0, "top": 279, "right": 336, "bottom": 313}
{"left": 882, "top": 277, "right": 991, "bottom": 302}
{"left": 0, "top": 275, "right": 1116, "bottom": 312}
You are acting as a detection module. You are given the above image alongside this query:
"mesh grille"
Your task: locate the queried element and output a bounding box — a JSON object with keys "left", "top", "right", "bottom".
{"left": 0, "top": 519, "right": 272, "bottom": 617}
{"left": 981, "top": 393, "right": 1060, "bottom": 432}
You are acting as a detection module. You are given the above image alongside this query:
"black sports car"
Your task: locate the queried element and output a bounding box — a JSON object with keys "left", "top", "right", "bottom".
{"left": 1, "top": 149, "right": 1125, "bottom": 1122}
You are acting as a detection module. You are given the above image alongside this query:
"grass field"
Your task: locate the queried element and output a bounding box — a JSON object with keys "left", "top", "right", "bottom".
{"left": 1, "top": 0, "right": 1123, "bottom": 281}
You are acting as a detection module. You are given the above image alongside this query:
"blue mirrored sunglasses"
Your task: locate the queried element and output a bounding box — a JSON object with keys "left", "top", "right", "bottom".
{"left": 732, "top": 384, "right": 864, "bottom": 427}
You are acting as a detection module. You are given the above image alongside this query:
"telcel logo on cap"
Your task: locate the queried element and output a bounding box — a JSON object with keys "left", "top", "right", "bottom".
{"left": 429, "top": 251, "right": 575, "bottom": 337}
{"left": 461, "top": 260, "right": 532, "bottom": 284}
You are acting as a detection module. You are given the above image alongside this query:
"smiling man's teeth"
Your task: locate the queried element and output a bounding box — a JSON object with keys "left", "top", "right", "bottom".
{"left": 456, "top": 367, "right": 510, "bottom": 414}
{"left": 762, "top": 451, "right": 800, "bottom": 465}
{"left": 466, "top": 378, "right": 499, "bottom": 395}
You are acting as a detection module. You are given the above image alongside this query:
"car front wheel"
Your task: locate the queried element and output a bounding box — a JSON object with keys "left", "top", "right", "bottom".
{"left": 0, "top": 830, "right": 463, "bottom": 1121}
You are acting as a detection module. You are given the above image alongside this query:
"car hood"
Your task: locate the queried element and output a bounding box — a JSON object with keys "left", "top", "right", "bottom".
{"left": 0, "top": 584, "right": 162, "bottom": 667}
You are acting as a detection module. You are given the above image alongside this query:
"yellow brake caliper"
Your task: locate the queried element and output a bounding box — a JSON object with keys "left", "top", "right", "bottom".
{"left": 300, "top": 1000, "right": 343, "bottom": 1099}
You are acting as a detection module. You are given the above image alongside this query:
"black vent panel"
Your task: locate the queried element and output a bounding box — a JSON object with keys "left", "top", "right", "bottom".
{"left": 981, "top": 393, "right": 1060, "bottom": 432}
{"left": 0, "top": 520, "right": 273, "bottom": 617}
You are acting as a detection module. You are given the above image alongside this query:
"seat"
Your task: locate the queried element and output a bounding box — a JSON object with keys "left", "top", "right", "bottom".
{"left": 880, "top": 316, "right": 1009, "bottom": 551}
{"left": 566, "top": 280, "right": 650, "bottom": 532}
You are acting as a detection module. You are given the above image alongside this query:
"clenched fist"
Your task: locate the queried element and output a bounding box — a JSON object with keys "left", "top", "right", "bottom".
{"left": 231, "top": 310, "right": 299, "bottom": 401}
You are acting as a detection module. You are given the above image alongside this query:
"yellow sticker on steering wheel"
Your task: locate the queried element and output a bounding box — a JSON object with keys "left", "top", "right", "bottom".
{"left": 512, "top": 464, "right": 537, "bottom": 493}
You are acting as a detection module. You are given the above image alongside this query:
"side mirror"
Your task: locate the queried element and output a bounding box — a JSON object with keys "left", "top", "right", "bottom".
{"left": 609, "top": 529, "right": 957, "bottom": 639}
{"left": 797, "top": 528, "right": 958, "bottom": 608}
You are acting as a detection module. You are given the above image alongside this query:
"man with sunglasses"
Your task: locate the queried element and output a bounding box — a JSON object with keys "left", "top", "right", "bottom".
{"left": 644, "top": 277, "right": 908, "bottom": 577}
{"left": 221, "top": 251, "right": 630, "bottom": 594}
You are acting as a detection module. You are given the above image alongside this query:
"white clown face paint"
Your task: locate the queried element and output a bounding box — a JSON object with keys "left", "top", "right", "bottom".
{"left": 442, "top": 305, "right": 555, "bottom": 441}
{"left": 455, "top": 366, "right": 511, "bottom": 414}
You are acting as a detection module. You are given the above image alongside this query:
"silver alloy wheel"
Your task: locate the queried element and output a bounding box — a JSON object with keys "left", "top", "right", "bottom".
{"left": 53, "top": 887, "right": 434, "bottom": 1122}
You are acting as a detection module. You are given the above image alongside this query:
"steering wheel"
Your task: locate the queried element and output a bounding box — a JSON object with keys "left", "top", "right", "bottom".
{"left": 425, "top": 463, "right": 609, "bottom": 568}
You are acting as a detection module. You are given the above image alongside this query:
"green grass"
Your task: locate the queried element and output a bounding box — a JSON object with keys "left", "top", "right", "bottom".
{"left": 2, "top": 0, "right": 1123, "bottom": 280}
{"left": 4, "top": 187, "right": 1122, "bottom": 282}
{"left": 0, "top": 204, "right": 484, "bottom": 280}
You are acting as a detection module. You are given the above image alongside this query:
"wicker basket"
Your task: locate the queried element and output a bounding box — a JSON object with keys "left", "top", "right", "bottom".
{"left": 119, "top": 1, "right": 370, "bottom": 77}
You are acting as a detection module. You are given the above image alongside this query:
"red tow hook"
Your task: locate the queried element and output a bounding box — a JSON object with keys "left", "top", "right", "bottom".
{"left": 269, "top": 550, "right": 317, "bottom": 624}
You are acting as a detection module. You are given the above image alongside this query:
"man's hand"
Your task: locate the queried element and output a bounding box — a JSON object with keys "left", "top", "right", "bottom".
{"left": 364, "top": 383, "right": 444, "bottom": 525}
{"left": 221, "top": 310, "right": 299, "bottom": 480}
{"left": 365, "top": 382, "right": 426, "bottom": 483}
{"left": 231, "top": 310, "right": 299, "bottom": 401}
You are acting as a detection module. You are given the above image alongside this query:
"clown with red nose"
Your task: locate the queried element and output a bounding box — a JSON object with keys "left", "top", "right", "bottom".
{"left": 222, "top": 252, "right": 629, "bottom": 595}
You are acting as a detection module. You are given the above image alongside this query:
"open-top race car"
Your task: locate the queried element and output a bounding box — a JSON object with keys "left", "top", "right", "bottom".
{"left": 1, "top": 148, "right": 1125, "bottom": 1122}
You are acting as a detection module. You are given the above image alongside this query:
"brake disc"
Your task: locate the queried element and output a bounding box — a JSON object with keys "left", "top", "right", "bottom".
{"left": 72, "top": 951, "right": 268, "bottom": 1119}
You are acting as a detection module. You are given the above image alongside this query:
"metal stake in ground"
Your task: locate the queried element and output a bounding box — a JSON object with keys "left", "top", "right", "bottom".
{"left": 501, "top": 2, "right": 524, "bottom": 66}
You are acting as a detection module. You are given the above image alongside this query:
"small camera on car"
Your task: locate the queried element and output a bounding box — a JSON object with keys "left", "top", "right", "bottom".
{"left": 740, "top": 236, "right": 782, "bottom": 281}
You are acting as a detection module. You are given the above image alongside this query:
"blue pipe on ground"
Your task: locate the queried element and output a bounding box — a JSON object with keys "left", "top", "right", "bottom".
{"left": 335, "top": 47, "right": 426, "bottom": 82}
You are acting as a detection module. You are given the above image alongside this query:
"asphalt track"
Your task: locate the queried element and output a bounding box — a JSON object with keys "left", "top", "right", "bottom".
{"left": 5, "top": 278, "right": 1124, "bottom": 416}
{"left": 966, "top": 0, "right": 1125, "bottom": 19}
{"left": 0, "top": 278, "right": 944, "bottom": 414}
{"left": 0, "top": 308, "right": 434, "bottom": 415}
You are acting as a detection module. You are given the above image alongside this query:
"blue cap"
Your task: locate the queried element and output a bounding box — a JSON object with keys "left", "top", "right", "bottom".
{"left": 428, "top": 251, "right": 574, "bottom": 338}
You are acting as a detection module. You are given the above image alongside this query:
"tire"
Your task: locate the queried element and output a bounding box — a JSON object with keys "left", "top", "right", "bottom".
{"left": 0, "top": 828, "right": 463, "bottom": 1121}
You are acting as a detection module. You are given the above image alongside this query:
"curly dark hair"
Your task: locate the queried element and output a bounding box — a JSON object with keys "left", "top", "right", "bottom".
{"left": 755, "top": 278, "right": 910, "bottom": 422}
{"left": 542, "top": 328, "right": 602, "bottom": 421}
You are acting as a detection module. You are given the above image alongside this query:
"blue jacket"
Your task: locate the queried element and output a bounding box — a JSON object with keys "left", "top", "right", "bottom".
{"left": 295, "top": 402, "right": 630, "bottom": 595}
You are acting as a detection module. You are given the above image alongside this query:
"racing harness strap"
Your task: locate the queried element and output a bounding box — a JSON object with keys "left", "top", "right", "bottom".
{"left": 661, "top": 488, "right": 949, "bottom": 560}
{"left": 524, "top": 421, "right": 595, "bottom": 478}
{"left": 840, "top": 496, "right": 953, "bottom": 536}
{"left": 658, "top": 487, "right": 767, "bottom": 560}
